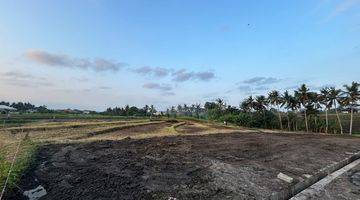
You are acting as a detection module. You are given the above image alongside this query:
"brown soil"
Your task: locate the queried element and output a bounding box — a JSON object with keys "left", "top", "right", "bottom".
{"left": 9, "top": 132, "right": 360, "bottom": 200}
{"left": 86, "top": 122, "right": 173, "bottom": 140}
{"left": 175, "top": 122, "right": 210, "bottom": 134}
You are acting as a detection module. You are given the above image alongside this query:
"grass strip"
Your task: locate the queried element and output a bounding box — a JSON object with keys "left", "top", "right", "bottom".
{"left": 0, "top": 136, "right": 37, "bottom": 198}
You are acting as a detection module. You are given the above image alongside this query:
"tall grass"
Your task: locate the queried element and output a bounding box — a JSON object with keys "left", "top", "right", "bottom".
{"left": 0, "top": 137, "right": 37, "bottom": 196}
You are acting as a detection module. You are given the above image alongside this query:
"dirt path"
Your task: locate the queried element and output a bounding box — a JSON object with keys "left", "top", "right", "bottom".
{"left": 8, "top": 131, "right": 360, "bottom": 200}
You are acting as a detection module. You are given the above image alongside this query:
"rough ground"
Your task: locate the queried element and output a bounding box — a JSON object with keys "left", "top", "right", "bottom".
{"left": 8, "top": 128, "right": 360, "bottom": 200}
{"left": 306, "top": 162, "right": 360, "bottom": 200}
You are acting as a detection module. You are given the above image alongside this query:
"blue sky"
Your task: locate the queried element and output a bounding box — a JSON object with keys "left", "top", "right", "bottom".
{"left": 0, "top": 0, "right": 359, "bottom": 110}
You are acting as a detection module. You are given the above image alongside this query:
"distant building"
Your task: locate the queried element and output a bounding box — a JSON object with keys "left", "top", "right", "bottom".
{"left": 83, "top": 110, "right": 92, "bottom": 114}
{"left": 0, "top": 105, "right": 17, "bottom": 112}
{"left": 154, "top": 111, "right": 162, "bottom": 116}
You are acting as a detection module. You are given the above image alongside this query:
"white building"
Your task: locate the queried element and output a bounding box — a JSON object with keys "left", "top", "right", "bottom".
{"left": 0, "top": 105, "right": 17, "bottom": 112}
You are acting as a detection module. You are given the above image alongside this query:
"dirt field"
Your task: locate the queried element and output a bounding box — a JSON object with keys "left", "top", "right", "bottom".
{"left": 7, "top": 124, "right": 360, "bottom": 200}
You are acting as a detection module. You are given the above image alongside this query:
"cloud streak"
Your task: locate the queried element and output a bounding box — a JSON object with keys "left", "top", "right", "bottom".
{"left": 132, "top": 66, "right": 170, "bottom": 77}
{"left": 0, "top": 71, "right": 53, "bottom": 88}
{"left": 325, "top": 0, "right": 360, "bottom": 21}
{"left": 25, "top": 50, "right": 126, "bottom": 72}
{"left": 133, "top": 66, "right": 215, "bottom": 82}
{"left": 142, "top": 83, "right": 172, "bottom": 91}
{"left": 241, "top": 77, "right": 281, "bottom": 85}
{"left": 172, "top": 69, "right": 215, "bottom": 82}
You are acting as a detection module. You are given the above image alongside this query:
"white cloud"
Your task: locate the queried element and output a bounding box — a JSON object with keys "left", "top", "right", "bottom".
{"left": 25, "top": 50, "right": 127, "bottom": 72}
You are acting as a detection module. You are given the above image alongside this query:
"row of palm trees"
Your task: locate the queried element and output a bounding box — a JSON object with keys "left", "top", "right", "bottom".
{"left": 240, "top": 82, "right": 359, "bottom": 135}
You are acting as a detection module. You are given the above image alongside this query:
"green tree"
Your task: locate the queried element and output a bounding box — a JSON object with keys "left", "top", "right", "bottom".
{"left": 240, "top": 96, "right": 255, "bottom": 112}
{"left": 149, "top": 105, "right": 156, "bottom": 118}
{"left": 342, "top": 82, "right": 360, "bottom": 135}
{"left": 328, "top": 87, "right": 344, "bottom": 134}
{"left": 194, "top": 103, "right": 201, "bottom": 118}
{"left": 215, "top": 98, "right": 226, "bottom": 113}
{"left": 254, "top": 95, "right": 268, "bottom": 127}
{"left": 268, "top": 90, "right": 283, "bottom": 130}
{"left": 281, "top": 91, "right": 293, "bottom": 131}
{"left": 295, "top": 84, "right": 310, "bottom": 132}
{"left": 319, "top": 88, "right": 331, "bottom": 133}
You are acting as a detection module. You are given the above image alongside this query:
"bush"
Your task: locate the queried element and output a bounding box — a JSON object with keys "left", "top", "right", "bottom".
{"left": 219, "top": 111, "right": 279, "bottom": 129}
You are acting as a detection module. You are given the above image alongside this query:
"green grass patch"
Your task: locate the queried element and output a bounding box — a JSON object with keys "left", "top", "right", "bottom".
{"left": 0, "top": 137, "right": 38, "bottom": 195}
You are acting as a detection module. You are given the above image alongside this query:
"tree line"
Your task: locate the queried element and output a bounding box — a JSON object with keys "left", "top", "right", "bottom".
{"left": 167, "top": 82, "right": 359, "bottom": 135}
{"left": 104, "top": 105, "right": 157, "bottom": 117}
{"left": 0, "top": 101, "right": 49, "bottom": 113}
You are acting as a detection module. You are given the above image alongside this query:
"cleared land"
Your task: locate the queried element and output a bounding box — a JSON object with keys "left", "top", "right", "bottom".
{"left": 2, "top": 120, "right": 359, "bottom": 200}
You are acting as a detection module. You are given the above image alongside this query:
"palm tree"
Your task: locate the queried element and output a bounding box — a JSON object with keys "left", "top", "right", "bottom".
{"left": 289, "top": 95, "right": 301, "bottom": 131}
{"left": 241, "top": 96, "right": 255, "bottom": 112}
{"left": 255, "top": 95, "right": 268, "bottom": 127}
{"left": 328, "top": 87, "right": 344, "bottom": 134}
{"left": 143, "top": 105, "right": 150, "bottom": 116}
{"left": 215, "top": 98, "right": 226, "bottom": 115}
{"left": 194, "top": 103, "right": 201, "bottom": 118}
{"left": 342, "top": 82, "right": 360, "bottom": 135}
{"left": 170, "top": 106, "right": 176, "bottom": 118}
{"left": 282, "top": 90, "right": 293, "bottom": 131}
{"left": 149, "top": 105, "right": 156, "bottom": 118}
{"left": 319, "top": 88, "right": 331, "bottom": 133}
{"left": 295, "top": 84, "right": 310, "bottom": 132}
{"left": 268, "top": 90, "right": 283, "bottom": 130}
{"left": 309, "top": 92, "right": 321, "bottom": 132}
{"left": 177, "top": 104, "right": 183, "bottom": 115}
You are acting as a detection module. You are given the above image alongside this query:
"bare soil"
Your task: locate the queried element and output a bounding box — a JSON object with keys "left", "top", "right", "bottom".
{"left": 306, "top": 162, "right": 360, "bottom": 200}
{"left": 175, "top": 122, "right": 210, "bottom": 134}
{"left": 8, "top": 131, "right": 360, "bottom": 200}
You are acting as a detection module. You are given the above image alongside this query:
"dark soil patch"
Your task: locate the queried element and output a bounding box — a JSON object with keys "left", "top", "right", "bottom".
{"left": 8, "top": 132, "right": 360, "bottom": 200}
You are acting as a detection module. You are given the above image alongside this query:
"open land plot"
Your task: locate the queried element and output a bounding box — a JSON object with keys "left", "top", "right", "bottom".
{"left": 0, "top": 119, "right": 170, "bottom": 196}
{"left": 6, "top": 123, "right": 360, "bottom": 200}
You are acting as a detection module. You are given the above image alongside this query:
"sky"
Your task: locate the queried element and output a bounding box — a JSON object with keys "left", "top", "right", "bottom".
{"left": 0, "top": 0, "right": 359, "bottom": 111}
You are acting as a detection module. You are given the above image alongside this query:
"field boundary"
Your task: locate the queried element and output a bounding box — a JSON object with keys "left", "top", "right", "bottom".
{"left": 269, "top": 151, "right": 360, "bottom": 200}
{"left": 3, "top": 120, "right": 149, "bottom": 133}
{"left": 289, "top": 158, "right": 360, "bottom": 199}
{"left": 74, "top": 121, "right": 167, "bottom": 139}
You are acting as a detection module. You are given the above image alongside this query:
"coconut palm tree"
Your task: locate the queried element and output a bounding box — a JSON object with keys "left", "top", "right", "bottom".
{"left": 254, "top": 95, "right": 268, "bottom": 112}
{"left": 268, "top": 90, "right": 283, "bottom": 130}
{"left": 319, "top": 88, "right": 331, "bottom": 133}
{"left": 215, "top": 98, "right": 226, "bottom": 112}
{"left": 281, "top": 90, "right": 292, "bottom": 131}
{"left": 194, "top": 103, "right": 201, "bottom": 118}
{"left": 241, "top": 96, "right": 255, "bottom": 112}
{"left": 149, "top": 105, "right": 156, "bottom": 118}
{"left": 328, "top": 87, "right": 344, "bottom": 134}
{"left": 342, "top": 82, "right": 360, "bottom": 135}
{"left": 290, "top": 95, "right": 301, "bottom": 131}
{"left": 295, "top": 84, "right": 310, "bottom": 132}
{"left": 308, "top": 92, "right": 321, "bottom": 132}
{"left": 255, "top": 95, "right": 268, "bottom": 127}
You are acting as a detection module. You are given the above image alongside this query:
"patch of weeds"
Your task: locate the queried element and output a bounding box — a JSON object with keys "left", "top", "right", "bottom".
{"left": 0, "top": 152, "right": 10, "bottom": 189}
{"left": 0, "top": 136, "right": 38, "bottom": 195}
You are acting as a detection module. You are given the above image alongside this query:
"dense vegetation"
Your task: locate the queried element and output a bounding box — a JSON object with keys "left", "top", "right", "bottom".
{"left": 0, "top": 101, "right": 49, "bottom": 113}
{"left": 166, "top": 82, "right": 360, "bottom": 135}
{"left": 104, "top": 105, "right": 157, "bottom": 117}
